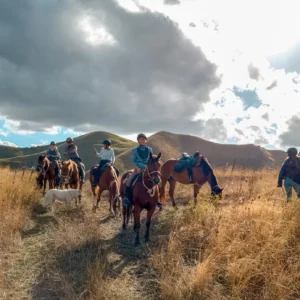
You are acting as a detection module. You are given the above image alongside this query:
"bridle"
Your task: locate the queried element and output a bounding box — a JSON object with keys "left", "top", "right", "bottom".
{"left": 60, "top": 164, "right": 72, "bottom": 183}
{"left": 37, "top": 158, "right": 49, "bottom": 177}
{"left": 142, "top": 167, "right": 162, "bottom": 197}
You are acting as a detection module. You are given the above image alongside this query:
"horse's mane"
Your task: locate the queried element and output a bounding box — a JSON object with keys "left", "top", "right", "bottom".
{"left": 200, "top": 155, "right": 218, "bottom": 187}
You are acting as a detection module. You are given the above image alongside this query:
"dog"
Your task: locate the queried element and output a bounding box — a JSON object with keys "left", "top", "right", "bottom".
{"left": 44, "top": 188, "right": 82, "bottom": 211}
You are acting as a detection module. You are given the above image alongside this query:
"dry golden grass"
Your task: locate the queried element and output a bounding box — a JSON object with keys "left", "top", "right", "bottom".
{"left": 153, "top": 168, "right": 300, "bottom": 300}
{"left": 1, "top": 166, "right": 300, "bottom": 300}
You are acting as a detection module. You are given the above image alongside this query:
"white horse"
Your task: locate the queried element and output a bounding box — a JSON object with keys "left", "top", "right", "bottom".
{"left": 44, "top": 188, "right": 82, "bottom": 211}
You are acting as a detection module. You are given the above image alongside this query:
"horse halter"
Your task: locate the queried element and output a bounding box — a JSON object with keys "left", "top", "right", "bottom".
{"left": 37, "top": 158, "right": 49, "bottom": 176}
{"left": 60, "top": 166, "right": 72, "bottom": 183}
{"left": 142, "top": 167, "right": 162, "bottom": 197}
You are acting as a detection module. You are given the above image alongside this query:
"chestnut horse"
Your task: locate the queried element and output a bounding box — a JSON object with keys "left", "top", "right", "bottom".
{"left": 60, "top": 160, "right": 81, "bottom": 190}
{"left": 159, "top": 155, "right": 223, "bottom": 207}
{"left": 90, "top": 164, "right": 120, "bottom": 216}
{"left": 121, "top": 152, "right": 162, "bottom": 246}
{"left": 36, "top": 155, "right": 56, "bottom": 193}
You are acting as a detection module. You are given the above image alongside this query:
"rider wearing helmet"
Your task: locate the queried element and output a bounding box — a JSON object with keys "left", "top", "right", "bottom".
{"left": 92, "top": 139, "right": 115, "bottom": 187}
{"left": 64, "top": 137, "right": 85, "bottom": 183}
{"left": 278, "top": 147, "right": 300, "bottom": 201}
{"left": 122, "top": 133, "right": 162, "bottom": 208}
{"left": 46, "top": 141, "right": 61, "bottom": 186}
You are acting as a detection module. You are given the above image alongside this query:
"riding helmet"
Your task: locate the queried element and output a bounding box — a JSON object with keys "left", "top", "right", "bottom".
{"left": 50, "top": 141, "right": 56, "bottom": 145}
{"left": 66, "top": 137, "right": 73, "bottom": 143}
{"left": 103, "top": 139, "right": 111, "bottom": 146}
{"left": 137, "top": 133, "right": 147, "bottom": 140}
{"left": 287, "top": 147, "right": 297, "bottom": 155}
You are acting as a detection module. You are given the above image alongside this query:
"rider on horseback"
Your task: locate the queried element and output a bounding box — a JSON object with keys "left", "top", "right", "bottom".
{"left": 92, "top": 139, "right": 115, "bottom": 187}
{"left": 46, "top": 141, "right": 61, "bottom": 186}
{"left": 64, "top": 137, "right": 85, "bottom": 183}
{"left": 122, "top": 133, "right": 162, "bottom": 208}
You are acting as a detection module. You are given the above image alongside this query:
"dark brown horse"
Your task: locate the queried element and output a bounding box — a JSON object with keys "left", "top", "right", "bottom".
{"left": 36, "top": 155, "right": 56, "bottom": 193}
{"left": 90, "top": 164, "right": 120, "bottom": 216}
{"left": 159, "top": 155, "right": 223, "bottom": 207}
{"left": 121, "top": 152, "right": 162, "bottom": 246}
{"left": 60, "top": 160, "right": 81, "bottom": 189}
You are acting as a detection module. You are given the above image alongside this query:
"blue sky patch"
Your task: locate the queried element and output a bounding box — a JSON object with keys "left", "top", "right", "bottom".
{"left": 233, "top": 87, "right": 262, "bottom": 110}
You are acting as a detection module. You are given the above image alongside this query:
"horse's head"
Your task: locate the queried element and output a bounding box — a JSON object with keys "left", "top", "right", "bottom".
{"left": 211, "top": 185, "right": 223, "bottom": 199}
{"left": 60, "top": 160, "right": 72, "bottom": 184}
{"left": 37, "top": 154, "right": 46, "bottom": 171}
{"left": 147, "top": 152, "right": 162, "bottom": 186}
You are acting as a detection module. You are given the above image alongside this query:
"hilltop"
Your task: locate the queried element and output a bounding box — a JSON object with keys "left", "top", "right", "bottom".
{"left": 0, "top": 131, "right": 136, "bottom": 169}
{"left": 0, "top": 130, "right": 286, "bottom": 171}
{"left": 116, "top": 131, "right": 287, "bottom": 171}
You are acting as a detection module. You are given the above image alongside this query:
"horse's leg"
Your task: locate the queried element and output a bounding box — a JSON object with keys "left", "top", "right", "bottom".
{"left": 193, "top": 184, "right": 201, "bottom": 206}
{"left": 134, "top": 206, "right": 141, "bottom": 246}
{"left": 43, "top": 178, "right": 47, "bottom": 194}
{"left": 168, "top": 178, "right": 177, "bottom": 208}
{"left": 145, "top": 207, "right": 155, "bottom": 243}
{"left": 93, "top": 187, "right": 104, "bottom": 213}
{"left": 91, "top": 184, "right": 97, "bottom": 213}
{"left": 159, "top": 176, "right": 168, "bottom": 204}
{"left": 122, "top": 205, "right": 127, "bottom": 230}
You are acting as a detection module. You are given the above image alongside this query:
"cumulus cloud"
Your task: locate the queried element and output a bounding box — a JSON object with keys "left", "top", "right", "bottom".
{"left": 266, "top": 80, "right": 277, "bottom": 90}
{"left": 0, "top": 0, "right": 220, "bottom": 136}
{"left": 0, "top": 140, "right": 18, "bottom": 147}
{"left": 279, "top": 115, "right": 300, "bottom": 146}
{"left": 248, "top": 63, "right": 260, "bottom": 80}
{"left": 164, "top": 0, "right": 181, "bottom": 5}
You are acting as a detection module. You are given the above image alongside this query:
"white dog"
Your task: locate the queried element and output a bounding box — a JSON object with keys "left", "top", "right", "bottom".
{"left": 44, "top": 189, "right": 82, "bottom": 211}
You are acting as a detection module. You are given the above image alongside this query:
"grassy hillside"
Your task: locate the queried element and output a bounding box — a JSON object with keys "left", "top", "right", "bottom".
{"left": 0, "top": 130, "right": 287, "bottom": 171}
{"left": 0, "top": 132, "right": 136, "bottom": 170}
{"left": 116, "top": 131, "right": 286, "bottom": 171}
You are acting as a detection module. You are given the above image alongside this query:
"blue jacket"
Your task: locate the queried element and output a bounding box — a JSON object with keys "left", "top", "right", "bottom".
{"left": 46, "top": 148, "right": 61, "bottom": 161}
{"left": 132, "top": 145, "right": 152, "bottom": 169}
{"left": 64, "top": 144, "right": 80, "bottom": 160}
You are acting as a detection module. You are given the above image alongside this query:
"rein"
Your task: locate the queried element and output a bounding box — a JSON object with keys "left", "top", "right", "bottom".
{"left": 61, "top": 167, "right": 72, "bottom": 183}
{"left": 142, "top": 168, "right": 161, "bottom": 197}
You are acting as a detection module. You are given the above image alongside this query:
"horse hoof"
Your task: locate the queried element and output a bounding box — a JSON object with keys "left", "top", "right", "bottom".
{"left": 92, "top": 207, "right": 96, "bottom": 213}
{"left": 134, "top": 241, "right": 140, "bottom": 247}
{"left": 122, "top": 224, "right": 126, "bottom": 230}
{"left": 145, "top": 238, "right": 150, "bottom": 243}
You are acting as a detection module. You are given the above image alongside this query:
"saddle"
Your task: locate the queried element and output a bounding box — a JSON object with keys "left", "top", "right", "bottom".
{"left": 173, "top": 151, "right": 200, "bottom": 173}
{"left": 93, "top": 163, "right": 120, "bottom": 178}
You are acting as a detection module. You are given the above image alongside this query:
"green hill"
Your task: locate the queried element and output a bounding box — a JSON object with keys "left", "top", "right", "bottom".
{"left": 0, "top": 132, "right": 136, "bottom": 170}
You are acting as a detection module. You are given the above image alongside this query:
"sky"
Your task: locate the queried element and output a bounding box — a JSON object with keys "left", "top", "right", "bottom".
{"left": 0, "top": 0, "right": 299, "bottom": 149}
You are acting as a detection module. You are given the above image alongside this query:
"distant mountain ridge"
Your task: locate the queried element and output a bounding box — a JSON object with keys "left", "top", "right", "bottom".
{"left": 0, "top": 130, "right": 286, "bottom": 171}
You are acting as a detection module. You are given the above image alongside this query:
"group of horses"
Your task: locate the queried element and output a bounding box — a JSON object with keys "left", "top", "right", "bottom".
{"left": 36, "top": 152, "right": 223, "bottom": 245}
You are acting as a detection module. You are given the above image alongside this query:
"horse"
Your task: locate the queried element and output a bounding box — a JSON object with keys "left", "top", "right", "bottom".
{"left": 159, "top": 155, "right": 223, "bottom": 207}
{"left": 60, "top": 160, "right": 80, "bottom": 190}
{"left": 120, "top": 170, "right": 134, "bottom": 229}
{"left": 121, "top": 152, "right": 162, "bottom": 246}
{"left": 36, "top": 155, "right": 56, "bottom": 193}
{"left": 90, "top": 163, "right": 120, "bottom": 216}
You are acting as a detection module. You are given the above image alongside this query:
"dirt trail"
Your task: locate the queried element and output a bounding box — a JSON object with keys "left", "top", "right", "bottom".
{"left": 3, "top": 189, "right": 174, "bottom": 300}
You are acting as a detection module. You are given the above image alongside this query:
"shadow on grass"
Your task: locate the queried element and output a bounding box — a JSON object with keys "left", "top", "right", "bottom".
{"left": 30, "top": 206, "right": 176, "bottom": 300}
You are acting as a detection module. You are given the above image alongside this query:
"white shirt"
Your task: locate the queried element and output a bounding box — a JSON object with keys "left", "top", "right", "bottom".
{"left": 96, "top": 148, "right": 115, "bottom": 164}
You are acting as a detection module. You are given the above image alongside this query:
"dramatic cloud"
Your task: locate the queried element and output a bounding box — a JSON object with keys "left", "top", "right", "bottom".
{"left": 279, "top": 115, "right": 300, "bottom": 147}
{"left": 0, "top": 0, "right": 220, "bottom": 136}
{"left": 248, "top": 63, "right": 260, "bottom": 80}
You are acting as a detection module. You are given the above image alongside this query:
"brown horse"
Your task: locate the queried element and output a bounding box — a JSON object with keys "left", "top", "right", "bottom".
{"left": 121, "top": 152, "right": 162, "bottom": 246}
{"left": 120, "top": 170, "right": 134, "bottom": 229}
{"left": 36, "top": 155, "right": 56, "bottom": 193}
{"left": 60, "top": 160, "right": 81, "bottom": 189}
{"left": 90, "top": 164, "right": 120, "bottom": 216}
{"left": 159, "top": 155, "right": 223, "bottom": 207}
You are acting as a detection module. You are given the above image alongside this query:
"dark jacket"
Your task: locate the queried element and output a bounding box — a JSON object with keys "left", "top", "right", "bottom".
{"left": 278, "top": 156, "right": 300, "bottom": 185}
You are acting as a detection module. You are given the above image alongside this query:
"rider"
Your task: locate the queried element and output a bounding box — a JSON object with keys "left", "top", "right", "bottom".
{"left": 46, "top": 141, "right": 61, "bottom": 186}
{"left": 122, "top": 133, "right": 162, "bottom": 208}
{"left": 278, "top": 147, "right": 300, "bottom": 201}
{"left": 64, "top": 137, "right": 85, "bottom": 183}
{"left": 92, "top": 139, "right": 115, "bottom": 187}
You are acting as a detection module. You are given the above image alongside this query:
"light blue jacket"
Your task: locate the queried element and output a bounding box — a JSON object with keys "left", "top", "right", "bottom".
{"left": 46, "top": 148, "right": 61, "bottom": 161}
{"left": 132, "top": 145, "right": 152, "bottom": 169}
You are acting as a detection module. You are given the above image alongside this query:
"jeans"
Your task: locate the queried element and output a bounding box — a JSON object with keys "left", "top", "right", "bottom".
{"left": 284, "top": 177, "right": 300, "bottom": 201}
{"left": 93, "top": 160, "right": 110, "bottom": 186}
